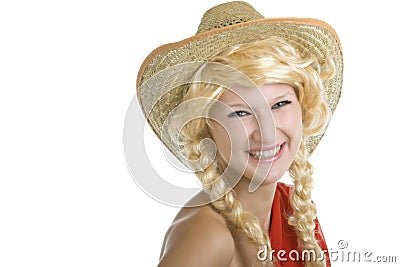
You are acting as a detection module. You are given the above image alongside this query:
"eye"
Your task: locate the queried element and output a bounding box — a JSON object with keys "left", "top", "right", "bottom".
{"left": 271, "top": 100, "right": 291, "bottom": 109}
{"left": 228, "top": 110, "right": 250, "bottom": 118}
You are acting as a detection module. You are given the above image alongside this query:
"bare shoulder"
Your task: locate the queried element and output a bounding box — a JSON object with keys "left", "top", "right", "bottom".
{"left": 158, "top": 204, "right": 234, "bottom": 267}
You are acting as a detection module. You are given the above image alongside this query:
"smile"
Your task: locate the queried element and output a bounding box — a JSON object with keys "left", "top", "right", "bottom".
{"left": 248, "top": 143, "right": 284, "bottom": 161}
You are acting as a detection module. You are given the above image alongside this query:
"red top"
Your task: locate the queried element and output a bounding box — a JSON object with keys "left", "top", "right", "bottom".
{"left": 269, "top": 182, "right": 331, "bottom": 266}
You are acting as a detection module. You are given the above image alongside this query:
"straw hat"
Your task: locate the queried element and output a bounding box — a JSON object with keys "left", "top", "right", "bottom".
{"left": 136, "top": 1, "right": 343, "bottom": 162}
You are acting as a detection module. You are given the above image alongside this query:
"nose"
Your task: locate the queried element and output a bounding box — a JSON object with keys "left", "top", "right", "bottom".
{"left": 251, "top": 110, "right": 276, "bottom": 146}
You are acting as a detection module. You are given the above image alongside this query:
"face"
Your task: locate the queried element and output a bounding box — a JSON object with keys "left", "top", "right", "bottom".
{"left": 208, "top": 83, "right": 302, "bottom": 188}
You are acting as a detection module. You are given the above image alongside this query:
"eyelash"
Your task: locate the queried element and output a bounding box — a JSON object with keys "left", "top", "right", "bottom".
{"left": 228, "top": 110, "right": 249, "bottom": 117}
{"left": 228, "top": 101, "right": 292, "bottom": 117}
{"left": 271, "top": 100, "right": 292, "bottom": 109}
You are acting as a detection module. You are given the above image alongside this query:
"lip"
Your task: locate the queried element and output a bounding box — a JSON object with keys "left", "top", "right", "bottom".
{"left": 248, "top": 143, "right": 282, "bottom": 151}
{"left": 248, "top": 142, "right": 285, "bottom": 163}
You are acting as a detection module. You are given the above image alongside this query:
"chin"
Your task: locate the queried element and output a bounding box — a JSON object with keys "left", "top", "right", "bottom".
{"left": 261, "top": 173, "right": 285, "bottom": 184}
{"left": 243, "top": 169, "right": 285, "bottom": 186}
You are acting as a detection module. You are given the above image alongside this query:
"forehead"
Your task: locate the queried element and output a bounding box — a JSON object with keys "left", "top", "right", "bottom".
{"left": 219, "top": 83, "right": 296, "bottom": 104}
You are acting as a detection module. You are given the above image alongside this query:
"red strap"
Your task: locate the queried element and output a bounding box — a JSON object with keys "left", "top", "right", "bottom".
{"left": 269, "top": 183, "right": 331, "bottom": 266}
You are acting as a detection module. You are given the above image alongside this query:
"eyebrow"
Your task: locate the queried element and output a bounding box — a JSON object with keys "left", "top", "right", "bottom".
{"left": 224, "top": 92, "right": 295, "bottom": 107}
{"left": 272, "top": 92, "right": 295, "bottom": 102}
{"left": 225, "top": 103, "right": 247, "bottom": 108}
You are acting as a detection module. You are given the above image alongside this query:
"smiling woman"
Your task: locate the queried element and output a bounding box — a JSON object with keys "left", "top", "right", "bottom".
{"left": 207, "top": 83, "right": 302, "bottom": 185}
{"left": 135, "top": 1, "right": 343, "bottom": 266}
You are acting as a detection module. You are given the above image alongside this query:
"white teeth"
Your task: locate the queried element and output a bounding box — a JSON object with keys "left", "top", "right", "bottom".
{"left": 249, "top": 146, "right": 281, "bottom": 159}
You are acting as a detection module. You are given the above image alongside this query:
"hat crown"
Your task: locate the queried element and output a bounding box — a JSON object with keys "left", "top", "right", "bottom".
{"left": 196, "top": 1, "right": 264, "bottom": 34}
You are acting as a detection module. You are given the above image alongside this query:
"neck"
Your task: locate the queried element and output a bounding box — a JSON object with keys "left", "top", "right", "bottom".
{"left": 234, "top": 178, "right": 278, "bottom": 232}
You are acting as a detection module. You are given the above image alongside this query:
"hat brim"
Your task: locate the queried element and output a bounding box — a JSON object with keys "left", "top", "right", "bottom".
{"left": 137, "top": 18, "right": 343, "bottom": 159}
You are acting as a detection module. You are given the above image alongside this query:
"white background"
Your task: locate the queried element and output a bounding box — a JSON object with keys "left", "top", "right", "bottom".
{"left": 1, "top": 0, "right": 399, "bottom": 266}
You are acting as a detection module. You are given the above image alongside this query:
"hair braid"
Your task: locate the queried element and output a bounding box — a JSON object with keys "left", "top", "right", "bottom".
{"left": 180, "top": 118, "right": 274, "bottom": 266}
{"left": 288, "top": 142, "right": 326, "bottom": 267}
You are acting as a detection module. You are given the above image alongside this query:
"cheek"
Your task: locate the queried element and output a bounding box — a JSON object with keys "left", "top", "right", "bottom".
{"left": 209, "top": 121, "right": 250, "bottom": 163}
{"left": 293, "top": 107, "right": 303, "bottom": 136}
{"left": 290, "top": 106, "right": 303, "bottom": 146}
{"left": 209, "top": 124, "right": 231, "bottom": 161}
{"left": 290, "top": 104, "right": 303, "bottom": 138}
{"left": 275, "top": 105, "right": 303, "bottom": 139}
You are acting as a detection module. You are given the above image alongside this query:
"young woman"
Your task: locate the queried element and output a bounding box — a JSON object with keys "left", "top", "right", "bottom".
{"left": 135, "top": 1, "right": 343, "bottom": 266}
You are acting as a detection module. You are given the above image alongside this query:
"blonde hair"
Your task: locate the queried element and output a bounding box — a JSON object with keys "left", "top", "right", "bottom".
{"left": 171, "top": 37, "right": 333, "bottom": 266}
